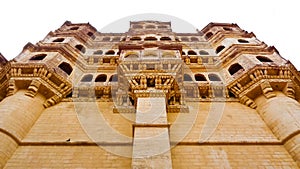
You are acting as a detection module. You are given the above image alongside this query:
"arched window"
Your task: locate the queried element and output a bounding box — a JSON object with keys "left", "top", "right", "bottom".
{"left": 256, "top": 56, "right": 273, "bottom": 62}
{"left": 184, "top": 74, "right": 193, "bottom": 81}
{"left": 94, "top": 50, "right": 103, "bottom": 55}
{"left": 182, "top": 51, "right": 186, "bottom": 55}
{"left": 95, "top": 74, "right": 107, "bottom": 82}
{"left": 208, "top": 74, "right": 221, "bottom": 81}
{"left": 53, "top": 38, "right": 65, "bottom": 42}
{"left": 109, "top": 74, "right": 118, "bottom": 82}
{"left": 66, "top": 91, "right": 73, "bottom": 98}
{"left": 191, "top": 37, "right": 199, "bottom": 41}
{"left": 81, "top": 74, "right": 93, "bottom": 82}
{"left": 195, "top": 74, "right": 207, "bottom": 81}
{"left": 105, "top": 50, "right": 115, "bottom": 55}
{"left": 199, "top": 50, "right": 209, "bottom": 55}
{"left": 69, "top": 26, "right": 79, "bottom": 30}
{"left": 30, "top": 54, "right": 47, "bottom": 61}
{"left": 228, "top": 63, "right": 244, "bottom": 75}
{"left": 238, "top": 39, "right": 249, "bottom": 43}
{"left": 188, "top": 50, "right": 197, "bottom": 55}
{"left": 145, "top": 25, "right": 155, "bottom": 29}
{"left": 144, "top": 37, "right": 157, "bottom": 41}
{"left": 216, "top": 45, "right": 225, "bottom": 54}
{"left": 87, "top": 32, "right": 95, "bottom": 39}
{"left": 130, "top": 37, "right": 142, "bottom": 41}
{"left": 223, "top": 27, "right": 232, "bottom": 31}
{"left": 205, "top": 32, "right": 213, "bottom": 39}
{"left": 58, "top": 62, "right": 73, "bottom": 75}
{"left": 160, "top": 37, "right": 171, "bottom": 41}
{"left": 75, "top": 44, "right": 86, "bottom": 53}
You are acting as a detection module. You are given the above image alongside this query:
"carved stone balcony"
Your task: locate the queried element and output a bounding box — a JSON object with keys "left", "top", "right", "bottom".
{"left": 227, "top": 63, "right": 300, "bottom": 108}
{"left": 6, "top": 63, "right": 72, "bottom": 107}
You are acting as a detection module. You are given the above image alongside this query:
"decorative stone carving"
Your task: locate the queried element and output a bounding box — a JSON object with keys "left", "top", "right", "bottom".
{"left": 283, "top": 81, "right": 295, "bottom": 99}
{"left": 3, "top": 20, "right": 300, "bottom": 168}
{"left": 185, "top": 57, "right": 190, "bottom": 64}
{"left": 6, "top": 79, "right": 16, "bottom": 96}
{"left": 43, "top": 95, "right": 61, "bottom": 108}
{"left": 260, "top": 80, "right": 276, "bottom": 99}
{"left": 102, "top": 87, "right": 111, "bottom": 100}
{"left": 240, "top": 95, "right": 257, "bottom": 109}
{"left": 197, "top": 57, "right": 202, "bottom": 64}
{"left": 25, "top": 80, "right": 41, "bottom": 98}
{"left": 4, "top": 65, "right": 72, "bottom": 107}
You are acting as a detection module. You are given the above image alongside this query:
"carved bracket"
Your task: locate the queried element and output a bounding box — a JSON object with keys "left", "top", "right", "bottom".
{"left": 240, "top": 95, "right": 257, "bottom": 109}
{"left": 283, "top": 81, "right": 295, "bottom": 99}
{"left": 25, "top": 80, "right": 41, "bottom": 98}
{"left": 43, "top": 95, "right": 62, "bottom": 108}
{"left": 260, "top": 80, "right": 276, "bottom": 99}
{"left": 6, "top": 79, "right": 17, "bottom": 97}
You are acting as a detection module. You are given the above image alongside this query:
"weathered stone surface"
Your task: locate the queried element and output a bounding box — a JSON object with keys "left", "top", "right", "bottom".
{"left": 0, "top": 20, "right": 300, "bottom": 168}
{"left": 132, "top": 97, "right": 172, "bottom": 168}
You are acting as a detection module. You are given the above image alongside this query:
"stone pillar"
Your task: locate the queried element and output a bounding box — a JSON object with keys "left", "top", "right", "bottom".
{"left": 255, "top": 91, "right": 300, "bottom": 166}
{"left": 132, "top": 97, "right": 172, "bottom": 169}
{"left": 0, "top": 89, "right": 46, "bottom": 167}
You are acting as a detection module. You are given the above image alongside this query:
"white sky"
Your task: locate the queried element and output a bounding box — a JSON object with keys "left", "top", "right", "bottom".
{"left": 0, "top": 0, "right": 299, "bottom": 69}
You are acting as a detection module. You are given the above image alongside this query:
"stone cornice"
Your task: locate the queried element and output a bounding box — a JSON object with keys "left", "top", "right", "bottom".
{"left": 219, "top": 43, "right": 268, "bottom": 59}
{"left": 201, "top": 22, "right": 240, "bottom": 34}
{"left": 62, "top": 21, "right": 97, "bottom": 32}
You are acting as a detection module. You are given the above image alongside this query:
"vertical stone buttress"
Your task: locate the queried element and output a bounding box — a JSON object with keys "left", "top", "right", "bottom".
{"left": 0, "top": 64, "right": 71, "bottom": 167}
{"left": 255, "top": 89, "right": 300, "bottom": 166}
{"left": 228, "top": 63, "right": 300, "bottom": 166}
{"left": 132, "top": 96, "right": 172, "bottom": 169}
{"left": 0, "top": 89, "right": 46, "bottom": 168}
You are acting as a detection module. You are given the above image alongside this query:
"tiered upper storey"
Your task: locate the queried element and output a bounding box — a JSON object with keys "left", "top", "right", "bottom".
{"left": 0, "top": 20, "right": 297, "bottom": 107}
